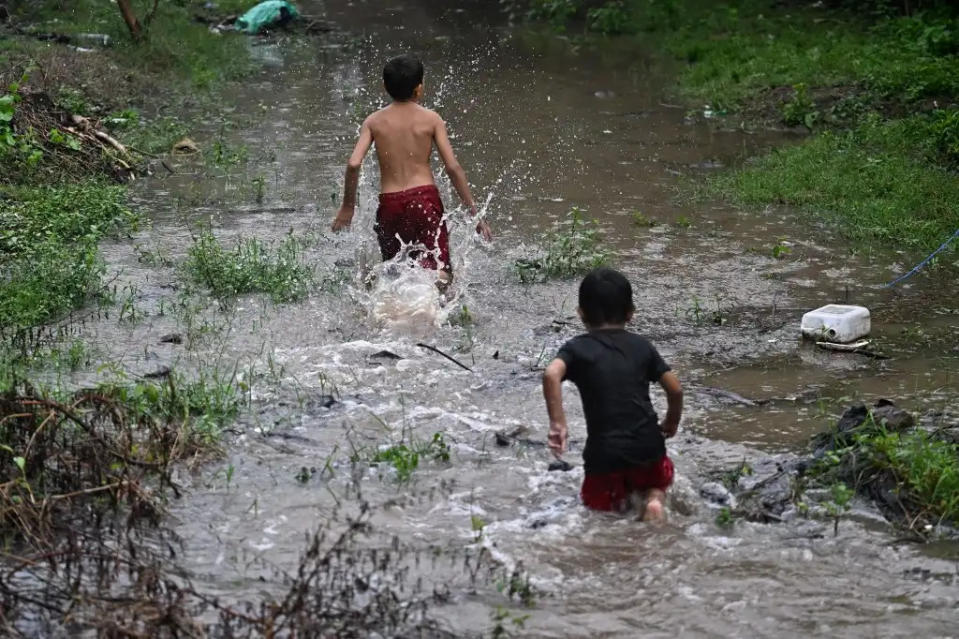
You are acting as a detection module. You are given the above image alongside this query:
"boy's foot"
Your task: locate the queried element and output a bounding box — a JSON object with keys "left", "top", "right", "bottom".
{"left": 435, "top": 271, "right": 452, "bottom": 305}
{"left": 641, "top": 489, "right": 667, "bottom": 523}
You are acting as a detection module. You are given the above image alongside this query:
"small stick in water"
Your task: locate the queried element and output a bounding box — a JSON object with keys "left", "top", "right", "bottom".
{"left": 416, "top": 342, "right": 472, "bottom": 371}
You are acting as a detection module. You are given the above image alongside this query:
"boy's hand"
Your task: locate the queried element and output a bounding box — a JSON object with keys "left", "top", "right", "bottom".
{"left": 332, "top": 205, "right": 354, "bottom": 232}
{"left": 660, "top": 419, "right": 679, "bottom": 439}
{"left": 475, "top": 219, "right": 493, "bottom": 242}
{"left": 547, "top": 421, "right": 568, "bottom": 458}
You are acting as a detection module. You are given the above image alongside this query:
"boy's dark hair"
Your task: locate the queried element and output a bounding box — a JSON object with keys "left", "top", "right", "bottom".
{"left": 578, "top": 267, "right": 634, "bottom": 326}
{"left": 383, "top": 55, "right": 424, "bottom": 101}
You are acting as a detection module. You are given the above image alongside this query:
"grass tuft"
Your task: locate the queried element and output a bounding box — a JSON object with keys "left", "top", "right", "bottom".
{"left": 183, "top": 230, "right": 315, "bottom": 302}
{"left": 514, "top": 207, "right": 610, "bottom": 282}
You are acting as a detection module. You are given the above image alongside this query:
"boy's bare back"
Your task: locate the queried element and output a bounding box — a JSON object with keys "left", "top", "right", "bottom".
{"left": 365, "top": 102, "right": 445, "bottom": 194}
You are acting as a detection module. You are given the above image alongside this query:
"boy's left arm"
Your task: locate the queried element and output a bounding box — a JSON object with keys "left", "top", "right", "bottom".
{"left": 433, "top": 115, "right": 492, "bottom": 242}
{"left": 658, "top": 371, "right": 683, "bottom": 438}
{"left": 332, "top": 120, "right": 373, "bottom": 232}
{"left": 542, "top": 358, "right": 568, "bottom": 458}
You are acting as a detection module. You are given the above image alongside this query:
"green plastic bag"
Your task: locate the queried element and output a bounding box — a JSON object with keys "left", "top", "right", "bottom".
{"left": 235, "top": 0, "right": 299, "bottom": 34}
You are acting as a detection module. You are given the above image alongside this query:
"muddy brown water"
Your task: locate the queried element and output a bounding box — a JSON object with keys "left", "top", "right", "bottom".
{"left": 69, "top": 0, "right": 959, "bottom": 635}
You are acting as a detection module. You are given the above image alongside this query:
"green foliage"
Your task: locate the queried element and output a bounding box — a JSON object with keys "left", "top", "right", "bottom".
{"left": 587, "top": 1, "right": 633, "bottom": 35}
{"left": 96, "top": 370, "right": 243, "bottom": 444}
{"left": 813, "top": 415, "right": 959, "bottom": 530}
{"left": 527, "top": 0, "right": 579, "bottom": 29}
{"left": 781, "top": 83, "right": 819, "bottom": 129}
{"left": 120, "top": 115, "right": 189, "bottom": 155}
{"left": 824, "top": 481, "right": 853, "bottom": 535}
{"left": 861, "top": 429, "right": 959, "bottom": 526}
{"left": 355, "top": 432, "right": 451, "bottom": 482}
{"left": 771, "top": 239, "right": 791, "bottom": 259}
{"left": 0, "top": 184, "right": 135, "bottom": 333}
{"left": 0, "top": 77, "right": 44, "bottom": 169}
{"left": 715, "top": 506, "right": 735, "bottom": 527}
{"left": 514, "top": 207, "right": 610, "bottom": 283}
{"left": 631, "top": 210, "right": 656, "bottom": 227}
{"left": 55, "top": 86, "right": 92, "bottom": 116}
{"left": 668, "top": 8, "right": 959, "bottom": 111}
{"left": 927, "top": 107, "right": 959, "bottom": 169}
{"left": 711, "top": 114, "right": 959, "bottom": 253}
{"left": 183, "top": 230, "right": 314, "bottom": 303}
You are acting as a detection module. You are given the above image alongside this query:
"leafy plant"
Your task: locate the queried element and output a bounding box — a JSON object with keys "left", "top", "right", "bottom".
{"left": 587, "top": 1, "right": 633, "bottom": 35}
{"left": 527, "top": 0, "right": 578, "bottom": 29}
{"left": 715, "top": 506, "right": 735, "bottom": 527}
{"left": 771, "top": 239, "right": 791, "bottom": 259}
{"left": 183, "top": 230, "right": 314, "bottom": 302}
{"left": 675, "top": 215, "right": 692, "bottom": 229}
{"left": 782, "top": 83, "right": 819, "bottom": 129}
{"left": 824, "top": 481, "right": 853, "bottom": 536}
{"left": 631, "top": 210, "right": 656, "bottom": 227}
{"left": 48, "top": 128, "right": 82, "bottom": 151}
{"left": 514, "top": 207, "right": 609, "bottom": 283}
{"left": 353, "top": 432, "right": 451, "bottom": 483}
{"left": 0, "top": 76, "right": 43, "bottom": 167}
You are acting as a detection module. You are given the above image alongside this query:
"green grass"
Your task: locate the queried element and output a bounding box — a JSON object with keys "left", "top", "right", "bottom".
{"left": 183, "top": 230, "right": 315, "bottom": 302}
{"left": 514, "top": 207, "right": 610, "bottom": 283}
{"left": 665, "top": 6, "right": 959, "bottom": 111}
{"left": 816, "top": 418, "right": 959, "bottom": 529}
{"left": 0, "top": 184, "right": 136, "bottom": 334}
{"left": 8, "top": 0, "right": 254, "bottom": 90}
{"left": 351, "top": 432, "right": 452, "bottom": 482}
{"left": 712, "top": 113, "right": 959, "bottom": 252}
{"left": 710, "top": 113, "right": 959, "bottom": 252}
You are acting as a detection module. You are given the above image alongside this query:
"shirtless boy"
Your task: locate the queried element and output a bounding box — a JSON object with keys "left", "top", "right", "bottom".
{"left": 543, "top": 268, "right": 683, "bottom": 522}
{"left": 331, "top": 54, "right": 492, "bottom": 286}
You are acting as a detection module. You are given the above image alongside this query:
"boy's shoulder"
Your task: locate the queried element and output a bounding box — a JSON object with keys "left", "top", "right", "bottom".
{"left": 560, "top": 330, "right": 658, "bottom": 354}
{"left": 365, "top": 103, "right": 441, "bottom": 126}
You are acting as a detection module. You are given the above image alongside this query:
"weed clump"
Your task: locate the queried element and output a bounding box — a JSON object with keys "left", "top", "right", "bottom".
{"left": 0, "top": 183, "right": 136, "bottom": 336}
{"left": 184, "top": 230, "right": 315, "bottom": 303}
{"left": 0, "top": 370, "right": 243, "bottom": 546}
{"left": 811, "top": 405, "right": 959, "bottom": 531}
{"left": 352, "top": 432, "right": 452, "bottom": 482}
{"left": 514, "top": 207, "right": 610, "bottom": 283}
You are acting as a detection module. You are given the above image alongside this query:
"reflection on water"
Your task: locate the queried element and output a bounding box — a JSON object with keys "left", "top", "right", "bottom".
{"left": 78, "top": 0, "right": 959, "bottom": 635}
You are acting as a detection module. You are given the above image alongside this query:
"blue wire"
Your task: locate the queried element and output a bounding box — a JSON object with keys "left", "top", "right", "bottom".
{"left": 883, "top": 228, "right": 959, "bottom": 288}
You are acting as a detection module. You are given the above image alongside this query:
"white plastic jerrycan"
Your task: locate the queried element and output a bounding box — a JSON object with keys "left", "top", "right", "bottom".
{"left": 801, "top": 304, "right": 871, "bottom": 343}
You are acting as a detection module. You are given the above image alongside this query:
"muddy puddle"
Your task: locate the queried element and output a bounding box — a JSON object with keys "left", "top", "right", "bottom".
{"left": 66, "top": 0, "right": 959, "bottom": 635}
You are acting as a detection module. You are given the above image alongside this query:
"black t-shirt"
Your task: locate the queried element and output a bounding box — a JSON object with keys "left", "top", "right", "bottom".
{"left": 557, "top": 329, "right": 671, "bottom": 475}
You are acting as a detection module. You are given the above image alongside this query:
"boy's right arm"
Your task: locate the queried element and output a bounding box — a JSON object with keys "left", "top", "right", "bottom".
{"left": 659, "top": 371, "right": 683, "bottom": 438}
{"left": 332, "top": 119, "right": 373, "bottom": 232}
{"left": 542, "top": 358, "right": 568, "bottom": 458}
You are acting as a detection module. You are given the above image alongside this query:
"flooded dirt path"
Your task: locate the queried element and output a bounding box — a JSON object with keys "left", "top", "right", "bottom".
{"left": 81, "top": 0, "right": 959, "bottom": 635}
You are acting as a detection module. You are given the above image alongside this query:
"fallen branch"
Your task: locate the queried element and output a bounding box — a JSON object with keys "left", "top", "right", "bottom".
{"left": 416, "top": 343, "right": 472, "bottom": 372}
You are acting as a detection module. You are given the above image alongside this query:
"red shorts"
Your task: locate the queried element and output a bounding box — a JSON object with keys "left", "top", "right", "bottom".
{"left": 580, "top": 455, "right": 674, "bottom": 512}
{"left": 375, "top": 185, "right": 451, "bottom": 273}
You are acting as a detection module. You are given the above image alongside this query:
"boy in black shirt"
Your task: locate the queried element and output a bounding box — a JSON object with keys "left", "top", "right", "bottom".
{"left": 543, "top": 268, "right": 683, "bottom": 521}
